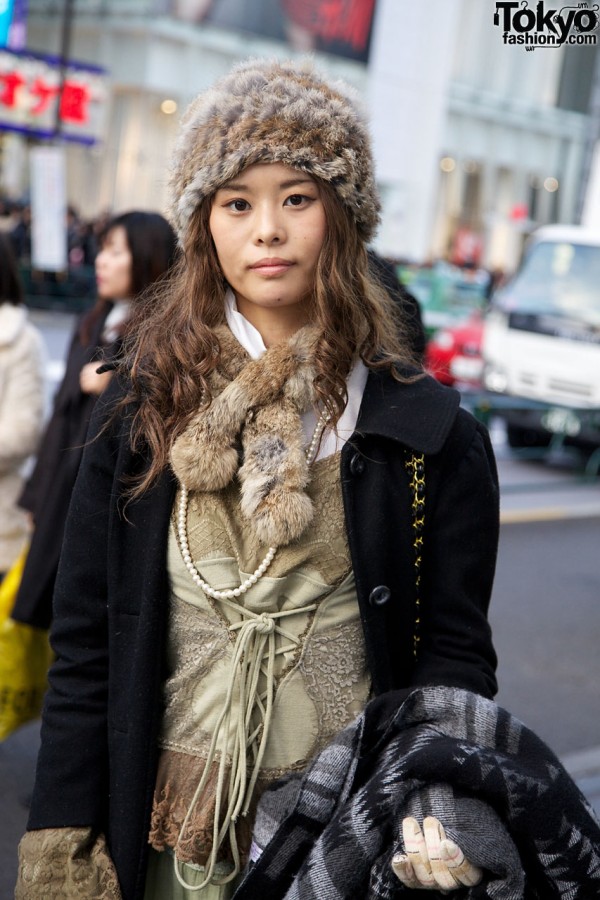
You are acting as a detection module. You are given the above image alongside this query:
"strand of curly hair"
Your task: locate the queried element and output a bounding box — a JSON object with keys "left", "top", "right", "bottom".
{"left": 116, "top": 183, "right": 420, "bottom": 499}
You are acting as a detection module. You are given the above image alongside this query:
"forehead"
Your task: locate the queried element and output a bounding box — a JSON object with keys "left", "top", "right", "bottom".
{"left": 217, "top": 161, "right": 317, "bottom": 192}
{"left": 102, "top": 225, "right": 129, "bottom": 249}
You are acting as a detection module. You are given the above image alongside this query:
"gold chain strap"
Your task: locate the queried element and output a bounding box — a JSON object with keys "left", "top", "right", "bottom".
{"left": 404, "top": 452, "right": 425, "bottom": 659}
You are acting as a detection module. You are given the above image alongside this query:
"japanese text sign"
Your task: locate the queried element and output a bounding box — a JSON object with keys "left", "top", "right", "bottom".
{"left": 0, "top": 47, "right": 107, "bottom": 144}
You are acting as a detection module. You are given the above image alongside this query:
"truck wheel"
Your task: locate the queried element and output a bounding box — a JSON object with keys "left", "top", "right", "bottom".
{"left": 506, "top": 425, "right": 551, "bottom": 449}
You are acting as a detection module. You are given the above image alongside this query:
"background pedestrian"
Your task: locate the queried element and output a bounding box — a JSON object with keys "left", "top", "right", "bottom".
{"left": 11, "top": 210, "right": 177, "bottom": 630}
{"left": 0, "top": 234, "right": 45, "bottom": 581}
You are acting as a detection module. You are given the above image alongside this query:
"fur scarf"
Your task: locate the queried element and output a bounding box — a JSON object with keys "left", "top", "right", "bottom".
{"left": 170, "top": 325, "right": 321, "bottom": 548}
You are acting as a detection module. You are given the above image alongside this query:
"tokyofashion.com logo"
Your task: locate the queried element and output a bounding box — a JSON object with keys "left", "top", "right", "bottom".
{"left": 494, "top": 1, "right": 599, "bottom": 50}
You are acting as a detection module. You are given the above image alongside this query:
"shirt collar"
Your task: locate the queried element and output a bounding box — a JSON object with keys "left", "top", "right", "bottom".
{"left": 224, "top": 288, "right": 266, "bottom": 359}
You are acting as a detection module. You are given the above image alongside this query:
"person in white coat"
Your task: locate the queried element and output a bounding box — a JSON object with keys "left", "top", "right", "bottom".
{"left": 0, "top": 233, "right": 45, "bottom": 581}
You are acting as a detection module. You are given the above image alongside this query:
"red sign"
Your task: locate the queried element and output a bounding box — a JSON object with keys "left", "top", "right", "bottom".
{"left": 282, "top": 0, "right": 376, "bottom": 53}
{"left": 0, "top": 48, "right": 107, "bottom": 144}
{"left": 170, "top": 0, "right": 378, "bottom": 62}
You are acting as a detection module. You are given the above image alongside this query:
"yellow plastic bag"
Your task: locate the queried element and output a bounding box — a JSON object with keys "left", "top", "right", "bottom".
{"left": 0, "top": 546, "right": 53, "bottom": 741}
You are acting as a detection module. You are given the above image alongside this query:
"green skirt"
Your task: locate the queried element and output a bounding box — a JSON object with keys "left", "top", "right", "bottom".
{"left": 143, "top": 847, "right": 242, "bottom": 900}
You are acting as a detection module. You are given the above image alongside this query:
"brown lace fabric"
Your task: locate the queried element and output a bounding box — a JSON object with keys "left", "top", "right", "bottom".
{"left": 16, "top": 827, "right": 122, "bottom": 899}
{"left": 149, "top": 749, "right": 290, "bottom": 868}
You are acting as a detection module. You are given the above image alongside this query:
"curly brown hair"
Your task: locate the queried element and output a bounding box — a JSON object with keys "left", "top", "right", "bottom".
{"left": 118, "top": 180, "right": 420, "bottom": 497}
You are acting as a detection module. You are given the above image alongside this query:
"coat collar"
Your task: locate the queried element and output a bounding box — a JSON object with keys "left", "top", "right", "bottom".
{"left": 354, "top": 368, "right": 461, "bottom": 455}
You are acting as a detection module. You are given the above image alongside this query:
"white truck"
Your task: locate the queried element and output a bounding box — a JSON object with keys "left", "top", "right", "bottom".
{"left": 482, "top": 224, "right": 600, "bottom": 449}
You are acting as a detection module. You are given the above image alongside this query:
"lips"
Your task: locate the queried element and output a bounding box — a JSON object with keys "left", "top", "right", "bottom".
{"left": 249, "top": 257, "right": 293, "bottom": 276}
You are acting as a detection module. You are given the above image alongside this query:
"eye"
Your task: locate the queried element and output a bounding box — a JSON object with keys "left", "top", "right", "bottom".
{"left": 285, "top": 194, "right": 311, "bottom": 207}
{"left": 226, "top": 199, "right": 250, "bottom": 212}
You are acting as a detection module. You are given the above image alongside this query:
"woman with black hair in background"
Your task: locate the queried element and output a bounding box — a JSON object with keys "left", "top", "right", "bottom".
{"left": 11, "top": 211, "right": 177, "bottom": 630}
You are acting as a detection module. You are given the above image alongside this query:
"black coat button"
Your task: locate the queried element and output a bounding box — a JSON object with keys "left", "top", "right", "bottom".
{"left": 369, "top": 585, "right": 392, "bottom": 607}
{"left": 349, "top": 453, "right": 365, "bottom": 476}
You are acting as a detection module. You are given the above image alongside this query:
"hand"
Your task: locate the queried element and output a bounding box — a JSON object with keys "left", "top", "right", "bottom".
{"left": 391, "top": 816, "right": 483, "bottom": 892}
{"left": 79, "top": 362, "right": 113, "bottom": 395}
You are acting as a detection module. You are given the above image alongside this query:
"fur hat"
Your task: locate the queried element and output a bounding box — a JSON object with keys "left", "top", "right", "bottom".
{"left": 169, "top": 57, "right": 380, "bottom": 245}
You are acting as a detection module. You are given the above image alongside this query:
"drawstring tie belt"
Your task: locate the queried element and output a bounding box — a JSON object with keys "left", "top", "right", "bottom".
{"left": 174, "top": 596, "right": 317, "bottom": 891}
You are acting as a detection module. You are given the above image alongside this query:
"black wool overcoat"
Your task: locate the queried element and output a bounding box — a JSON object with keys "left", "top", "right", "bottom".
{"left": 27, "top": 368, "right": 500, "bottom": 900}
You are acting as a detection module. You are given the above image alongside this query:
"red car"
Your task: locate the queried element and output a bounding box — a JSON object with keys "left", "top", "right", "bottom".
{"left": 424, "top": 311, "right": 484, "bottom": 388}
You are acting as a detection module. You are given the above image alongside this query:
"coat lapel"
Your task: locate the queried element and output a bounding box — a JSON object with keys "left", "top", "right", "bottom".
{"left": 355, "top": 369, "right": 461, "bottom": 454}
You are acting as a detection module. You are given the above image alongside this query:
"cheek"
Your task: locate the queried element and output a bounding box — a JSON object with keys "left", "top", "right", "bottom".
{"left": 307, "top": 224, "right": 327, "bottom": 264}
{"left": 208, "top": 208, "right": 228, "bottom": 249}
{"left": 114, "top": 259, "right": 133, "bottom": 295}
{"left": 307, "top": 212, "right": 327, "bottom": 258}
{"left": 213, "top": 243, "right": 233, "bottom": 281}
{"left": 209, "top": 216, "right": 232, "bottom": 272}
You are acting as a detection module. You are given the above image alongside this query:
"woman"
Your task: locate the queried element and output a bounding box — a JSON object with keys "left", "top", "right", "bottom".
{"left": 17, "top": 60, "right": 505, "bottom": 898}
{"left": 0, "top": 234, "right": 45, "bottom": 581}
{"left": 11, "top": 211, "right": 177, "bottom": 630}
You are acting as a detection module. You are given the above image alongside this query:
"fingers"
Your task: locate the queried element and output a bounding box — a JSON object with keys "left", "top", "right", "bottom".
{"left": 423, "top": 817, "right": 459, "bottom": 891}
{"left": 391, "top": 816, "right": 482, "bottom": 891}
{"left": 399, "top": 817, "right": 438, "bottom": 888}
{"left": 391, "top": 852, "right": 421, "bottom": 889}
{"left": 440, "top": 837, "right": 483, "bottom": 887}
{"left": 79, "top": 363, "right": 113, "bottom": 396}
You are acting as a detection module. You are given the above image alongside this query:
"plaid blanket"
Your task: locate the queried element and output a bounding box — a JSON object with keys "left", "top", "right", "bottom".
{"left": 233, "top": 687, "right": 600, "bottom": 899}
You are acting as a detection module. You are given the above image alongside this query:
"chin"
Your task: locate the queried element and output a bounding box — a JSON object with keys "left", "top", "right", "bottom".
{"left": 248, "top": 295, "right": 295, "bottom": 308}
{"left": 257, "top": 291, "right": 303, "bottom": 307}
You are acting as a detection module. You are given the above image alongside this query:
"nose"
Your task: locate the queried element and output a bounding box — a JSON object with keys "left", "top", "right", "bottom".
{"left": 254, "top": 203, "right": 285, "bottom": 245}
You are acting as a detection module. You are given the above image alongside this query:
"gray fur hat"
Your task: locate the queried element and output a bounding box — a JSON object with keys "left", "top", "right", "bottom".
{"left": 169, "top": 57, "right": 380, "bottom": 245}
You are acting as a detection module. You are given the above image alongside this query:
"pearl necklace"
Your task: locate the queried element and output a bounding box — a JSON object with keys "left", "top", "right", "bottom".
{"left": 177, "top": 412, "right": 330, "bottom": 601}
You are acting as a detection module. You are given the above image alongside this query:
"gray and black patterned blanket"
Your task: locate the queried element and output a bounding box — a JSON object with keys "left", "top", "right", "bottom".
{"left": 233, "top": 687, "right": 600, "bottom": 899}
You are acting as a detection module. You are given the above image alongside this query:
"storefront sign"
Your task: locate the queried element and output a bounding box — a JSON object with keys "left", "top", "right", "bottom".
{"left": 280, "top": 0, "right": 377, "bottom": 59}
{"left": 0, "top": 47, "right": 107, "bottom": 144}
{"left": 168, "top": 0, "right": 378, "bottom": 62}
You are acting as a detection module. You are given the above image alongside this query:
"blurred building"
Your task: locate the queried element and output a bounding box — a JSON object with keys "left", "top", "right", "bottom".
{"left": 2, "top": 0, "right": 598, "bottom": 271}
{"left": 430, "top": 0, "right": 597, "bottom": 271}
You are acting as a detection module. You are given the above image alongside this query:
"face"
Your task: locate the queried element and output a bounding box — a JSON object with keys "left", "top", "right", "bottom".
{"left": 209, "top": 162, "right": 327, "bottom": 333}
{"left": 95, "top": 225, "right": 133, "bottom": 300}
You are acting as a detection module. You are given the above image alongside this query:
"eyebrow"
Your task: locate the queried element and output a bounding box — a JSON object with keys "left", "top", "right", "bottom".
{"left": 220, "top": 177, "right": 316, "bottom": 192}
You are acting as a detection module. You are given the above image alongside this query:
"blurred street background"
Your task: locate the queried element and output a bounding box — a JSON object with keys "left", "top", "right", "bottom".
{"left": 1, "top": 0, "right": 600, "bottom": 897}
